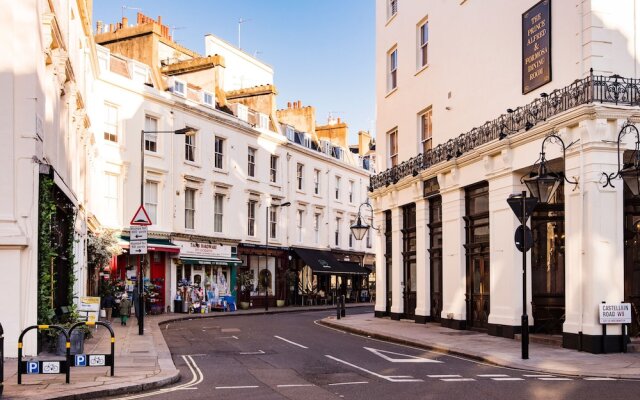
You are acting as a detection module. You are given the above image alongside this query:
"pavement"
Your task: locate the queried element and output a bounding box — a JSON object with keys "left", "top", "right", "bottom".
{"left": 3, "top": 303, "right": 640, "bottom": 399}
{"left": 320, "top": 313, "right": 640, "bottom": 380}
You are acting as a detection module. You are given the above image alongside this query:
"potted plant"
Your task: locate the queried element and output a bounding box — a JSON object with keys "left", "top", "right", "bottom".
{"left": 237, "top": 269, "right": 253, "bottom": 310}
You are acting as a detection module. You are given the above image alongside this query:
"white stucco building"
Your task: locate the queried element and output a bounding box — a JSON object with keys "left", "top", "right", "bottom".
{"left": 0, "top": 0, "right": 97, "bottom": 357}
{"left": 89, "top": 14, "right": 375, "bottom": 315}
{"left": 373, "top": 0, "right": 640, "bottom": 353}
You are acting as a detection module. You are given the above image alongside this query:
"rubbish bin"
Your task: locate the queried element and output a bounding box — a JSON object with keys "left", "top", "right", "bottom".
{"left": 173, "top": 299, "right": 183, "bottom": 314}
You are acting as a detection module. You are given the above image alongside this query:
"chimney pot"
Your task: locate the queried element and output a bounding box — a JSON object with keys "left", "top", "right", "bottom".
{"left": 287, "top": 102, "right": 291, "bottom": 109}
{"left": 338, "top": 117, "right": 341, "bottom": 124}
{"left": 158, "top": 16, "right": 162, "bottom": 25}
{"left": 297, "top": 100, "right": 302, "bottom": 108}
{"left": 122, "top": 17, "right": 128, "bottom": 27}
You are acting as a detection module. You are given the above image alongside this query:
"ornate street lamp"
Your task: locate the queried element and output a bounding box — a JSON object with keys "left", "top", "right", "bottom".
{"left": 602, "top": 121, "right": 640, "bottom": 196}
{"left": 522, "top": 132, "right": 579, "bottom": 204}
{"left": 350, "top": 202, "right": 380, "bottom": 241}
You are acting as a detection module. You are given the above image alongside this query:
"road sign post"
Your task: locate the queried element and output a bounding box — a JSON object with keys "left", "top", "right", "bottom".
{"left": 507, "top": 191, "right": 538, "bottom": 360}
{"left": 131, "top": 205, "right": 152, "bottom": 336}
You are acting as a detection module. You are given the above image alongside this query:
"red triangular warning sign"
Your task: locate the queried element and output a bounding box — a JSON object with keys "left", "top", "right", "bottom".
{"left": 130, "top": 205, "right": 152, "bottom": 226}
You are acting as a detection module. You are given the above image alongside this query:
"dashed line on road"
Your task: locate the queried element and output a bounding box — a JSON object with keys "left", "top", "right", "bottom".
{"left": 328, "top": 381, "right": 369, "bottom": 386}
{"left": 523, "top": 374, "right": 555, "bottom": 378}
{"left": 277, "top": 384, "right": 315, "bottom": 388}
{"left": 427, "top": 375, "right": 461, "bottom": 378}
{"left": 215, "top": 386, "right": 260, "bottom": 390}
{"left": 441, "top": 378, "right": 476, "bottom": 382}
{"left": 477, "top": 374, "right": 509, "bottom": 377}
{"left": 583, "top": 377, "right": 617, "bottom": 381}
{"left": 491, "top": 377, "right": 524, "bottom": 381}
{"left": 326, "top": 354, "right": 423, "bottom": 382}
{"left": 274, "top": 335, "right": 309, "bottom": 349}
{"left": 538, "top": 377, "right": 573, "bottom": 381}
{"left": 239, "top": 350, "right": 265, "bottom": 355}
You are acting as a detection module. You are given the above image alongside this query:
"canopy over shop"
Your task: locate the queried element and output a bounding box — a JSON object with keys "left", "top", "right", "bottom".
{"left": 290, "top": 247, "right": 371, "bottom": 305}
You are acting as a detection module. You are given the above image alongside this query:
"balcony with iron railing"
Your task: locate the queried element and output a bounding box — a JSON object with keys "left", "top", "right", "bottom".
{"left": 370, "top": 71, "right": 640, "bottom": 191}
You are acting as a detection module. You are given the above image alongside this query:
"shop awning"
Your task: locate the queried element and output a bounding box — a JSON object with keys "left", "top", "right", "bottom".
{"left": 119, "top": 236, "right": 181, "bottom": 254}
{"left": 292, "top": 248, "right": 370, "bottom": 275}
{"left": 179, "top": 256, "right": 242, "bottom": 266}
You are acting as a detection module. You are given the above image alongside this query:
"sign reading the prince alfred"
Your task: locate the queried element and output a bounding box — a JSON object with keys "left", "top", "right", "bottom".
{"left": 522, "top": 0, "right": 551, "bottom": 94}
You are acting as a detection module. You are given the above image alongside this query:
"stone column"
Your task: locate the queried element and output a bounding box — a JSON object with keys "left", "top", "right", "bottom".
{"left": 487, "top": 172, "right": 530, "bottom": 338}
{"left": 390, "top": 206, "right": 404, "bottom": 319}
{"left": 440, "top": 186, "right": 466, "bottom": 329}
{"left": 563, "top": 120, "right": 625, "bottom": 353}
{"left": 414, "top": 198, "right": 430, "bottom": 323}
{"left": 374, "top": 209, "right": 387, "bottom": 317}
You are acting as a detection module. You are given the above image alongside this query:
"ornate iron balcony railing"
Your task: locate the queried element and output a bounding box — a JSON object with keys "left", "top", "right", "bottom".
{"left": 370, "top": 71, "right": 640, "bottom": 191}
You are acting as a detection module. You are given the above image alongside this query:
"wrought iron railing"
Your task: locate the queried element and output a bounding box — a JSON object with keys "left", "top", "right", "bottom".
{"left": 370, "top": 71, "right": 640, "bottom": 191}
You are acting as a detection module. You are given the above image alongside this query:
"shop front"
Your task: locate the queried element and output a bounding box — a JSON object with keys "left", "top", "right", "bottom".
{"left": 237, "top": 244, "right": 290, "bottom": 309}
{"left": 291, "top": 247, "right": 370, "bottom": 306}
{"left": 172, "top": 240, "right": 241, "bottom": 313}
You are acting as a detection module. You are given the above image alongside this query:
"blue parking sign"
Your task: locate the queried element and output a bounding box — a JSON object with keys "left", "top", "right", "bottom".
{"left": 75, "top": 354, "right": 87, "bottom": 367}
{"left": 27, "top": 361, "right": 39, "bottom": 374}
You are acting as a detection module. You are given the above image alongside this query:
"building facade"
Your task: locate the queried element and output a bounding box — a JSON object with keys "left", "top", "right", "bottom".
{"left": 89, "top": 14, "right": 375, "bottom": 314}
{"left": 373, "top": 0, "right": 640, "bottom": 353}
{"left": 0, "top": 0, "right": 97, "bottom": 357}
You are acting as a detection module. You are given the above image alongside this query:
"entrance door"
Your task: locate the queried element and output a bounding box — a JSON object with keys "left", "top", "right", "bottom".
{"left": 429, "top": 196, "right": 443, "bottom": 322}
{"left": 385, "top": 210, "right": 393, "bottom": 314}
{"left": 468, "top": 252, "right": 490, "bottom": 329}
{"left": 531, "top": 188, "right": 565, "bottom": 334}
{"left": 149, "top": 252, "right": 165, "bottom": 310}
{"left": 624, "top": 187, "right": 640, "bottom": 336}
{"left": 402, "top": 203, "right": 417, "bottom": 319}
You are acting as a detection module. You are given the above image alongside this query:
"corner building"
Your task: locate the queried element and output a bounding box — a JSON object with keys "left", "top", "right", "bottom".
{"left": 373, "top": 0, "right": 640, "bottom": 353}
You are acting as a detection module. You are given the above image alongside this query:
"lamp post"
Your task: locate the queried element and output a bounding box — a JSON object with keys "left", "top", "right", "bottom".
{"left": 265, "top": 201, "right": 290, "bottom": 311}
{"left": 350, "top": 201, "right": 379, "bottom": 241}
{"left": 602, "top": 121, "right": 640, "bottom": 196}
{"left": 138, "top": 127, "right": 194, "bottom": 335}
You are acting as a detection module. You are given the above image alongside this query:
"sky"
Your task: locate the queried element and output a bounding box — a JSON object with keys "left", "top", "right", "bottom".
{"left": 92, "top": 0, "right": 376, "bottom": 143}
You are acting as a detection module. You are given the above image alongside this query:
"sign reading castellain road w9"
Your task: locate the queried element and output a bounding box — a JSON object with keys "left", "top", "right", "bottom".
{"left": 599, "top": 303, "right": 632, "bottom": 324}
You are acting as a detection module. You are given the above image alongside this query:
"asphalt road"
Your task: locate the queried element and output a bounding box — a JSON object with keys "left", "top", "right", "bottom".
{"left": 111, "top": 307, "right": 640, "bottom": 400}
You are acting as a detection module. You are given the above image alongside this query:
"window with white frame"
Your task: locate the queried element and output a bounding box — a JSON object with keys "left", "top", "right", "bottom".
{"left": 335, "top": 176, "right": 341, "bottom": 200}
{"left": 104, "top": 103, "right": 118, "bottom": 142}
{"left": 269, "top": 207, "right": 278, "bottom": 239}
{"left": 388, "top": 128, "right": 398, "bottom": 167}
{"left": 144, "top": 115, "right": 158, "bottom": 152}
{"left": 418, "top": 19, "right": 429, "bottom": 68}
{"left": 247, "top": 200, "right": 257, "bottom": 236}
{"left": 144, "top": 181, "right": 158, "bottom": 224}
{"left": 314, "top": 213, "right": 320, "bottom": 244}
{"left": 270, "top": 155, "right": 278, "bottom": 183}
{"left": 335, "top": 217, "right": 341, "bottom": 246}
{"left": 349, "top": 219, "right": 355, "bottom": 248}
{"left": 185, "top": 188, "right": 196, "bottom": 229}
{"left": 313, "top": 169, "right": 320, "bottom": 194}
{"left": 248, "top": 147, "right": 256, "bottom": 177}
{"left": 388, "top": 0, "right": 398, "bottom": 19}
{"left": 388, "top": 47, "right": 398, "bottom": 91}
{"left": 297, "top": 163, "right": 304, "bottom": 190}
{"left": 296, "top": 210, "right": 304, "bottom": 243}
{"left": 214, "top": 137, "right": 224, "bottom": 169}
{"left": 104, "top": 173, "right": 119, "bottom": 223}
{"left": 173, "top": 79, "right": 185, "bottom": 96}
{"left": 185, "top": 132, "right": 196, "bottom": 162}
{"left": 203, "top": 91, "right": 214, "bottom": 107}
{"left": 214, "top": 193, "right": 224, "bottom": 233}
{"left": 420, "top": 107, "right": 433, "bottom": 153}
{"left": 349, "top": 181, "right": 354, "bottom": 203}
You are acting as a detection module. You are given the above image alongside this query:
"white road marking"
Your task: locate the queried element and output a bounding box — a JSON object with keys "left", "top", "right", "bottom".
{"left": 326, "top": 355, "right": 423, "bottom": 382}
{"left": 328, "top": 381, "right": 369, "bottom": 386}
{"left": 240, "top": 350, "right": 265, "bottom": 355}
{"left": 441, "top": 378, "right": 475, "bottom": 382}
{"left": 538, "top": 377, "right": 572, "bottom": 381}
{"left": 427, "top": 375, "right": 461, "bottom": 378}
{"left": 112, "top": 355, "right": 203, "bottom": 399}
{"left": 492, "top": 378, "right": 524, "bottom": 381}
{"left": 274, "top": 335, "right": 309, "bottom": 349}
{"left": 216, "top": 386, "right": 260, "bottom": 389}
{"left": 523, "top": 374, "right": 555, "bottom": 377}
{"left": 477, "top": 374, "right": 509, "bottom": 377}
{"left": 584, "top": 377, "right": 616, "bottom": 381}
{"left": 364, "top": 347, "right": 442, "bottom": 363}
{"left": 277, "top": 384, "right": 315, "bottom": 388}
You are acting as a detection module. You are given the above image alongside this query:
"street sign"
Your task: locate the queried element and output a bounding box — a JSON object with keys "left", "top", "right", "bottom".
{"left": 130, "top": 225, "right": 148, "bottom": 240}
{"left": 507, "top": 195, "right": 538, "bottom": 224}
{"left": 514, "top": 225, "right": 533, "bottom": 252}
{"left": 130, "top": 240, "right": 148, "bottom": 255}
{"left": 599, "top": 303, "right": 632, "bottom": 324}
{"left": 130, "top": 205, "right": 152, "bottom": 226}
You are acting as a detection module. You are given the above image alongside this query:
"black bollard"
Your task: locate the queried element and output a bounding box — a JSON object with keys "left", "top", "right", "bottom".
{"left": 341, "top": 295, "right": 346, "bottom": 318}
{"left": 337, "top": 298, "right": 341, "bottom": 320}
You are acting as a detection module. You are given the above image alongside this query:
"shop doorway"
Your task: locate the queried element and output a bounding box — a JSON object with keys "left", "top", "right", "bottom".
{"left": 402, "top": 203, "right": 417, "bottom": 319}
{"left": 624, "top": 186, "right": 640, "bottom": 336}
{"left": 531, "top": 186, "right": 565, "bottom": 334}
{"left": 465, "top": 183, "right": 490, "bottom": 330}
{"left": 149, "top": 252, "right": 165, "bottom": 311}
{"left": 385, "top": 210, "right": 393, "bottom": 314}
{"left": 429, "top": 196, "right": 443, "bottom": 322}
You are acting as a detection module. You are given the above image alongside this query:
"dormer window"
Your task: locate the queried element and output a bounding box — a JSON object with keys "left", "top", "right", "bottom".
{"left": 173, "top": 79, "right": 186, "bottom": 96}
{"left": 203, "top": 91, "right": 214, "bottom": 107}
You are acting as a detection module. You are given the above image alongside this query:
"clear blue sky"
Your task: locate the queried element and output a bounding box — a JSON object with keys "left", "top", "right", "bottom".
{"left": 93, "top": 0, "right": 376, "bottom": 143}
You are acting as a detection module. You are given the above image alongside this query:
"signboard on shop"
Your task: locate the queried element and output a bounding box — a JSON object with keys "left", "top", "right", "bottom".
{"left": 173, "top": 240, "right": 233, "bottom": 258}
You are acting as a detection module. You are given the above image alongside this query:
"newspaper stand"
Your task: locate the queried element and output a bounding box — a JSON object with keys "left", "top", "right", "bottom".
{"left": 68, "top": 321, "right": 115, "bottom": 376}
{"left": 18, "top": 325, "right": 70, "bottom": 384}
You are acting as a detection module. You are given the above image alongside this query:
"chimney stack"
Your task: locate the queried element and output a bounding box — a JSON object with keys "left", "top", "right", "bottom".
{"left": 122, "top": 17, "right": 128, "bottom": 28}
{"left": 96, "top": 20, "right": 104, "bottom": 34}
{"left": 297, "top": 100, "right": 302, "bottom": 108}
{"left": 287, "top": 102, "right": 292, "bottom": 109}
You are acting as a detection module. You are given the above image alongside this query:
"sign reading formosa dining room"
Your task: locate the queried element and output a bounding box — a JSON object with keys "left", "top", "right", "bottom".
{"left": 522, "top": 0, "right": 551, "bottom": 94}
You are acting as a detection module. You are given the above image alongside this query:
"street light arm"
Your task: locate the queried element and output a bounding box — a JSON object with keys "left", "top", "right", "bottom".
{"left": 520, "top": 132, "right": 580, "bottom": 187}
{"left": 356, "top": 202, "right": 380, "bottom": 231}
{"left": 602, "top": 122, "right": 640, "bottom": 188}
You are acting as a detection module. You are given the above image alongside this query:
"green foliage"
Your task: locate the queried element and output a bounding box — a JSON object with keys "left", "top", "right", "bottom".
{"left": 37, "top": 176, "right": 57, "bottom": 325}
{"left": 88, "top": 228, "right": 122, "bottom": 296}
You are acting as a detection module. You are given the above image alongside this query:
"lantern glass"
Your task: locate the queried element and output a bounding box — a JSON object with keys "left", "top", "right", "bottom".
{"left": 524, "top": 173, "right": 561, "bottom": 204}
{"left": 350, "top": 216, "right": 370, "bottom": 240}
{"left": 621, "top": 164, "right": 640, "bottom": 196}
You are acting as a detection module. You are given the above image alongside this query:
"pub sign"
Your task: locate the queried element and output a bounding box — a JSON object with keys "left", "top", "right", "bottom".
{"left": 522, "top": 0, "right": 551, "bottom": 94}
